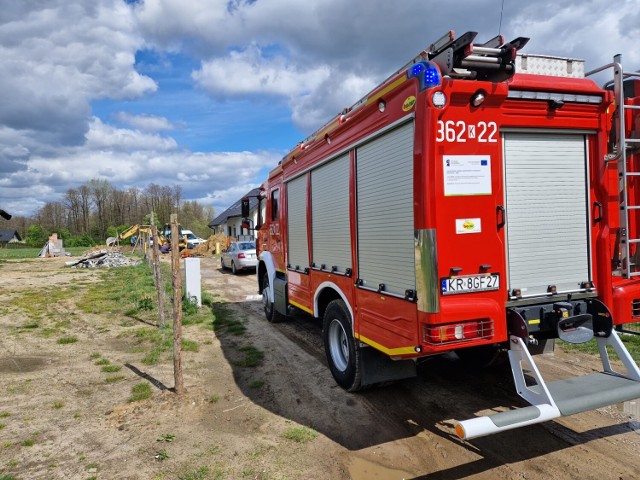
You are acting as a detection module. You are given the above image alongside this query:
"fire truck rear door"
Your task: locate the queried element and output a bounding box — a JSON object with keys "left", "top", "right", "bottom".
{"left": 503, "top": 132, "right": 591, "bottom": 298}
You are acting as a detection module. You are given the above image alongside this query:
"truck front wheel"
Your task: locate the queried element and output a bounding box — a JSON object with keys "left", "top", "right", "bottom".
{"left": 262, "top": 272, "right": 284, "bottom": 323}
{"left": 323, "top": 299, "right": 362, "bottom": 392}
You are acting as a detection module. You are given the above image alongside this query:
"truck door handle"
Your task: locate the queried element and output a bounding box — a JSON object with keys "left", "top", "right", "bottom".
{"left": 497, "top": 206, "right": 506, "bottom": 229}
{"left": 593, "top": 202, "right": 603, "bottom": 223}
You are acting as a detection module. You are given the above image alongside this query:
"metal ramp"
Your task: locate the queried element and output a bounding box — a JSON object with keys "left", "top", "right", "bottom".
{"left": 455, "top": 305, "right": 640, "bottom": 440}
{"left": 587, "top": 56, "right": 640, "bottom": 279}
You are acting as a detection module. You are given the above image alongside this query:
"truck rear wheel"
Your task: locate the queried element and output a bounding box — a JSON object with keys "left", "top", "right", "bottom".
{"left": 323, "top": 299, "right": 362, "bottom": 392}
{"left": 262, "top": 272, "right": 284, "bottom": 323}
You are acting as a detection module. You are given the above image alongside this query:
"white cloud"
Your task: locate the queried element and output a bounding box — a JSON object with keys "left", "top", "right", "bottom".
{"left": 115, "top": 112, "right": 174, "bottom": 131}
{"left": 192, "top": 44, "right": 331, "bottom": 98}
{"left": 0, "top": 0, "right": 156, "bottom": 152}
{"left": 2, "top": 117, "right": 280, "bottom": 217}
{"left": 510, "top": 1, "right": 640, "bottom": 70}
{"left": 86, "top": 117, "right": 177, "bottom": 151}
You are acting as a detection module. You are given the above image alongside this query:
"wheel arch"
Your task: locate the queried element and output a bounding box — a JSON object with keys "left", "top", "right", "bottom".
{"left": 258, "top": 252, "right": 277, "bottom": 302}
{"left": 314, "top": 282, "right": 354, "bottom": 329}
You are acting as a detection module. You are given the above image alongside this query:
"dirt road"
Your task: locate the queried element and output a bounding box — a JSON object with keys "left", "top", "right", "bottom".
{"left": 1, "top": 255, "right": 640, "bottom": 479}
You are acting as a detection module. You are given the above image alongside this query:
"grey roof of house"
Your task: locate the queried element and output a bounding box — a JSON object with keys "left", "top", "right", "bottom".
{"left": 0, "top": 229, "right": 21, "bottom": 242}
{"left": 208, "top": 188, "right": 261, "bottom": 228}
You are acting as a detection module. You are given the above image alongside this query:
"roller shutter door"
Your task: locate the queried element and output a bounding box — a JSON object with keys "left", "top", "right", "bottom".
{"left": 311, "top": 154, "right": 351, "bottom": 273}
{"left": 504, "top": 133, "right": 590, "bottom": 297}
{"left": 286, "top": 175, "right": 308, "bottom": 270}
{"left": 356, "top": 121, "right": 415, "bottom": 295}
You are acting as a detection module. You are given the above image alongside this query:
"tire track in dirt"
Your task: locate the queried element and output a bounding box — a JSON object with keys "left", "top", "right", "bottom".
{"left": 207, "top": 260, "right": 640, "bottom": 479}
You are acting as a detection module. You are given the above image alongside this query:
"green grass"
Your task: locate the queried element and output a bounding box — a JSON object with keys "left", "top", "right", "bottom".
{"left": 233, "top": 345, "right": 264, "bottom": 368}
{"left": 21, "top": 439, "right": 35, "bottom": 447}
{"left": 76, "top": 263, "right": 160, "bottom": 317}
{"left": 157, "top": 433, "right": 175, "bottom": 443}
{"left": 7, "top": 285, "right": 79, "bottom": 326}
{"left": 52, "top": 402, "right": 64, "bottom": 409}
{"left": 0, "top": 412, "right": 10, "bottom": 418}
{"left": 177, "top": 466, "right": 216, "bottom": 480}
{"left": 105, "top": 375, "right": 125, "bottom": 383}
{"left": 281, "top": 426, "right": 318, "bottom": 443}
{"left": 0, "top": 246, "right": 88, "bottom": 260}
{"left": 125, "top": 325, "right": 199, "bottom": 365}
{"left": 57, "top": 336, "right": 78, "bottom": 344}
{"left": 559, "top": 330, "right": 640, "bottom": 361}
{"left": 20, "top": 322, "right": 39, "bottom": 329}
{"left": 101, "top": 365, "right": 122, "bottom": 373}
{"left": 94, "top": 358, "right": 110, "bottom": 365}
{"left": 128, "top": 382, "right": 152, "bottom": 403}
{"left": 205, "top": 298, "right": 247, "bottom": 335}
{"left": 248, "top": 379, "right": 264, "bottom": 389}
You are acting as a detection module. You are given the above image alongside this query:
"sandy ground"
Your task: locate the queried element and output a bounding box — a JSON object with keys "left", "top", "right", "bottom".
{"left": 1, "top": 255, "right": 640, "bottom": 479}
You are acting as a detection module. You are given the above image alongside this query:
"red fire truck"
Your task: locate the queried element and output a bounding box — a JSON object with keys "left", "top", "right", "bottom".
{"left": 254, "top": 31, "right": 640, "bottom": 440}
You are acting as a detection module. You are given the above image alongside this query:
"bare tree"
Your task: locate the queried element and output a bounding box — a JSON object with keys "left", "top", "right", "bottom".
{"left": 89, "top": 179, "right": 112, "bottom": 239}
{"left": 78, "top": 184, "right": 91, "bottom": 233}
{"left": 36, "top": 202, "right": 66, "bottom": 233}
{"left": 63, "top": 188, "right": 82, "bottom": 234}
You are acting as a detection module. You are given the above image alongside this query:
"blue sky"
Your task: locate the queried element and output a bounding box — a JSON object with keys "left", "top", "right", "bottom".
{"left": 1, "top": 0, "right": 639, "bottom": 218}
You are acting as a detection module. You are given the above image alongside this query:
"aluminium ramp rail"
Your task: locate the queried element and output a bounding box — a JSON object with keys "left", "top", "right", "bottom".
{"left": 455, "top": 331, "right": 640, "bottom": 440}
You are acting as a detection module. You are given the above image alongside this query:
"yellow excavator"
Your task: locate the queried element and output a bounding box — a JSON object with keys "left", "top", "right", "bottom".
{"left": 107, "top": 224, "right": 187, "bottom": 250}
{"left": 158, "top": 223, "right": 187, "bottom": 250}
{"left": 106, "top": 224, "right": 152, "bottom": 247}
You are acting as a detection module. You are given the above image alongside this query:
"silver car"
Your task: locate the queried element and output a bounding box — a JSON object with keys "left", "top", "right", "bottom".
{"left": 221, "top": 241, "right": 258, "bottom": 274}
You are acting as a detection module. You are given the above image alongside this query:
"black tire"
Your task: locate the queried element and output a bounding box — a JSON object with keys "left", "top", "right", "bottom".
{"left": 262, "top": 272, "right": 284, "bottom": 323}
{"left": 220, "top": 257, "right": 225, "bottom": 270}
{"left": 323, "top": 299, "right": 362, "bottom": 392}
{"left": 231, "top": 261, "right": 238, "bottom": 274}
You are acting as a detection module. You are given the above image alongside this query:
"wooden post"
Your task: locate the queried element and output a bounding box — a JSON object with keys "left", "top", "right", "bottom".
{"left": 170, "top": 214, "right": 185, "bottom": 394}
{"left": 151, "top": 224, "right": 165, "bottom": 327}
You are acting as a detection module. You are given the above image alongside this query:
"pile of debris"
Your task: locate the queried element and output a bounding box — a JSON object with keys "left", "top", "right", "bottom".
{"left": 65, "top": 250, "right": 142, "bottom": 268}
{"left": 190, "top": 233, "right": 230, "bottom": 256}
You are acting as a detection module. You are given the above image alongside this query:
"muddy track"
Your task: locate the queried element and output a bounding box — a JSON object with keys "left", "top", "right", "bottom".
{"left": 215, "top": 264, "right": 640, "bottom": 480}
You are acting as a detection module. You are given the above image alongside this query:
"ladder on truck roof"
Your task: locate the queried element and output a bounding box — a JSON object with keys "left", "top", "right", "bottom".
{"left": 587, "top": 56, "right": 640, "bottom": 278}
{"left": 393, "top": 30, "right": 530, "bottom": 83}
{"left": 298, "top": 31, "right": 529, "bottom": 150}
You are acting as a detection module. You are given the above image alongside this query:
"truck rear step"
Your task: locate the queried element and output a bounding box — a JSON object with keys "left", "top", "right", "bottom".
{"left": 455, "top": 331, "right": 640, "bottom": 440}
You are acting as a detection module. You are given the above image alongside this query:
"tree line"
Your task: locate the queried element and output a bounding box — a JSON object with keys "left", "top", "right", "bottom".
{"left": 4, "top": 179, "right": 216, "bottom": 247}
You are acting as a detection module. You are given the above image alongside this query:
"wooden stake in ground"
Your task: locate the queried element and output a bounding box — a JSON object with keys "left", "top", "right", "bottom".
{"left": 151, "top": 224, "right": 165, "bottom": 327}
{"left": 170, "top": 214, "right": 185, "bottom": 394}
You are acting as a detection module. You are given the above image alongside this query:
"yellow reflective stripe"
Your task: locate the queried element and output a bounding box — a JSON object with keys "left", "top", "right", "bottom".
{"left": 316, "top": 119, "right": 342, "bottom": 141}
{"left": 289, "top": 300, "right": 313, "bottom": 315}
{"left": 366, "top": 76, "right": 408, "bottom": 106}
{"left": 355, "top": 333, "right": 416, "bottom": 356}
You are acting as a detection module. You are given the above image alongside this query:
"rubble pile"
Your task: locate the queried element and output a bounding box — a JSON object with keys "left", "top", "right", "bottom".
{"left": 65, "top": 250, "right": 142, "bottom": 268}
{"left": 191, "top": 233, "right": 230, "bottom": 256}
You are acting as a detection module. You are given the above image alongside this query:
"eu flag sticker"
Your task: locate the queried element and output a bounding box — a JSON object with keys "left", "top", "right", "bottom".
{"left": 481, "top": 159, "right": 488, "bottom": 166}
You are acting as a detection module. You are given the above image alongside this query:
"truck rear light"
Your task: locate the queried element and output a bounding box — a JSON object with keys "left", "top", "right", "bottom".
{"left": 237, "top": 252, "right": 246, "bottom": 259}
{"left": 423, "top": 319, "right": 494, "bottom": 345}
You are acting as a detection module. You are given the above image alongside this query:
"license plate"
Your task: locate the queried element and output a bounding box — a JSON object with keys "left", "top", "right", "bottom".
{"left": 441, "top": 273, "right": 500, "bottom": 295}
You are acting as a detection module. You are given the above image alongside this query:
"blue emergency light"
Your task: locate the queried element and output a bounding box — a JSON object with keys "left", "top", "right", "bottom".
{"left": 406, "top": 61, "right": 441, "bottom": 91}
